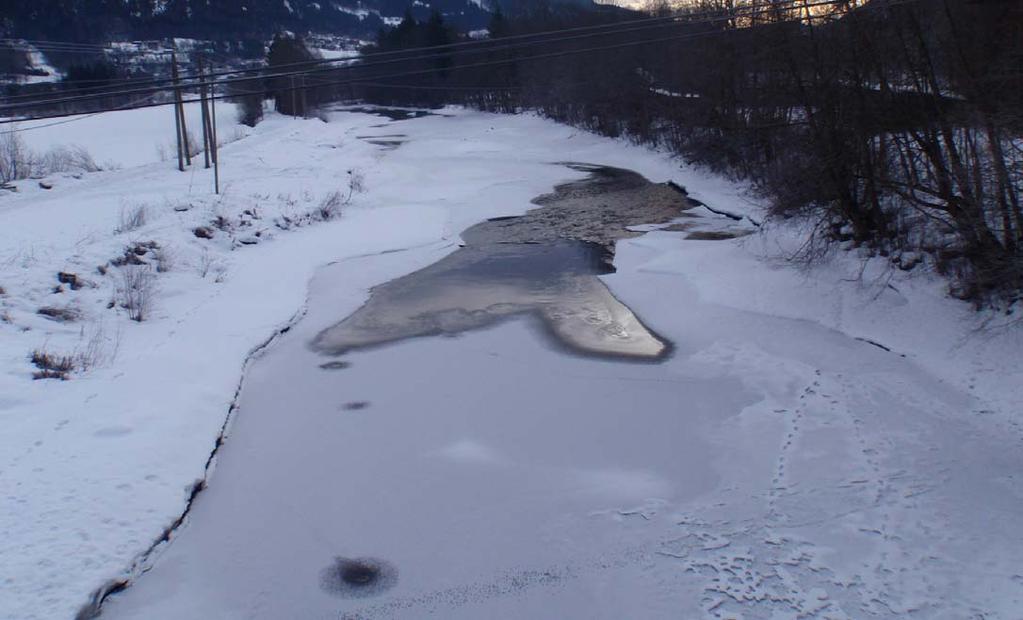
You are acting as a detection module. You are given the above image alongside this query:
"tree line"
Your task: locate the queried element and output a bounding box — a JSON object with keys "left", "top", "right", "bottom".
{"left": 349, "top": 0, "right": 1022, "bottom": 305}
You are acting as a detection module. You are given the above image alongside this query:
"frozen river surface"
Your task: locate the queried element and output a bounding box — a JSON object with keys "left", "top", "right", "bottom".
{"left": 102, "top": 163, "right": 1023, "bottom": 620}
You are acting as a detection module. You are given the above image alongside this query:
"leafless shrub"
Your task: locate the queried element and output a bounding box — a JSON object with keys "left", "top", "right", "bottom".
{"left": 196, "top": 248, "right": 226, "bottom": 281}
{"left": 316, "top": 190, "right": 344, "bottom": 220}
{"left": 36, "top": 147, "right": 72, "bottom": 175}
{"left": 118, "top": 266, "right": 156, "bottom": 322}
{"left": 0, "top": 129, "right": 32, "bottom": 184}
{"left": 115, "top": 204, "right": 148, "bottom": 234}
{"left": 70, "top": 145, "right": 101, "bottom": 172}
{"left": 313, "top": 173, "right": 365, "bottom": 222}
{"left": 1, "top": 133, "right": 102, "bottom": 184}
{"left": 74, "top": 321, "right": 114, "bottom": 370}
{"left": 40, "top": 145, "right": 101, "bottom": 174}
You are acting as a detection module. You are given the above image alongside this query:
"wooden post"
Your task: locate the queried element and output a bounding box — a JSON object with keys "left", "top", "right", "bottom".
{"left": 300, "top": 74, "right": 308, "bottom": 118}
{"left": 210, "top": 80, "right": 220, "bottom": 195}
{"left": 198, "top": 56, "right": 211, "bottom": 169}
{"left": 171, "top": 49, "right": 192, "bottom": 167}
{"left": 171, "top": 51, "right": 184, "bottom": 172}
{"left": 291, "top": 76, "right": 298, "bottom": 117}
{"left": 203, "top": 80, "right": 215, "bottom": 158}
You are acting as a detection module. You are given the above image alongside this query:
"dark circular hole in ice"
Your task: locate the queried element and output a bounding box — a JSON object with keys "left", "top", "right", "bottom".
{"left": 320, "top": 557, "right": 397, "bottom": 598}
{"left": 342, "top": 563, "right": 376, "bottom": 584}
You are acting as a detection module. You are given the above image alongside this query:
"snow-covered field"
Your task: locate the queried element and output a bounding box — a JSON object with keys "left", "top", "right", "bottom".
{"left": 13, "top": 102, "right": 246, "bottom": 169}
{"left": 1, "top": 105, "right": 1021, "bottom": 619}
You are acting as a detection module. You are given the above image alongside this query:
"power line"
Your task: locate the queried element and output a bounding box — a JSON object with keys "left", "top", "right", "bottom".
{"left": 3, "top": 12, "right": 692, "bottom": 102}
{"left": 0, "top": 0, "right": 839, "bottom": 107}
{"left": 0, "top": 92, "right": 163, "bottom": 133}
{"left": 3, "top": 11, "right": 695, "bottom": 106}
{"left": 3, "top": 38, "right": 112, "bottom": 48}
{"left": 2, "top": 38, "right": 174, "bottom": 55}
{"left": 0, "top": 0, "right": 854, "bottom": 113}
{"left": 310, "top": 78, "right": 522, "bottom": 91}
{"left": 2, "top": 43, "right": 165, "bottom": 57}
{"left": 1, "top": 0, "right": 918, "bottom": 132}
{"left": 0, "top": 57, "right": 257, "bottom": 96}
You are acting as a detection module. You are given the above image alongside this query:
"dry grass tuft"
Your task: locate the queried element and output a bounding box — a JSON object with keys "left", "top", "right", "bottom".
{"left": 30, "top": 349, "right": 76, "bottom": 380}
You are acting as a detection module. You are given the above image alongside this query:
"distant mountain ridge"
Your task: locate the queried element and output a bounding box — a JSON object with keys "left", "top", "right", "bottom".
{"left": 1, "top": 0, "right": 607, "bottom": 43}
{"left": 1, "top": 0, "right": 501, "bottom": 42}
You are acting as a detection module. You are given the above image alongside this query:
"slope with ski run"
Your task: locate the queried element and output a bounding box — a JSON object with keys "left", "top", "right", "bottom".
{"left": 0, "top": 104, "right": 1020, "bottom": 619}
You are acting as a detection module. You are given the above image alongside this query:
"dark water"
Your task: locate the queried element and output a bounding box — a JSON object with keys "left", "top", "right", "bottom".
{"left": 313, "top": 165, "right": 679, "bottom": 361}
{"left": 333, "top": 106, "right": 440, "bottom": 121}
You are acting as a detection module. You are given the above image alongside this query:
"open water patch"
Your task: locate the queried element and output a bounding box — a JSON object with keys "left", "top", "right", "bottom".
{"left": 312, "top": 164, "right": 688, "bottom": 361}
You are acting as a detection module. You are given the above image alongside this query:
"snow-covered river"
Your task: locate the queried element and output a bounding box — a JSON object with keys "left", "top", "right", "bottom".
{"left": 96, "top": 123, "right": 1023, "bottom": 620}
{"left": 104, "top": 272, "right": 753, "bottom": 619}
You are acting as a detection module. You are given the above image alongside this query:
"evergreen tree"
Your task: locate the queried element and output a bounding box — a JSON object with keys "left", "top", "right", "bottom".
{"left": 267, "top": 33, "right": 317, "bottom": 117}
{"left": 392, "top": 8, "right": 418, "bottom": 49}
{"left": 425, "top": 10, "right": 452, "bottom": 77}
{"left": 488, "top": 2, "right": 509, "bottom": 38}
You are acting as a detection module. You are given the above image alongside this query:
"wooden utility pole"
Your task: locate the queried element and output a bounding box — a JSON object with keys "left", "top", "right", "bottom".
{"left": 210, "top": 79, "right": 220, "bottom": 195}
{"left": 203, "top": 76, "right": 215, "bottom": 162}
{"left": 171, "top": 51, "right": 184, "bottom": 171}
{"left": 171, "top": 49, "right": 192, "bottom": 167}
{"left": 300, "top": 75, "right": 308, "bottom": 118}
{"left": 291, "top": 76, "right": 298, "bottom": 117}
{"left": 198, "top": 56, "right": 211, "bottom": 169}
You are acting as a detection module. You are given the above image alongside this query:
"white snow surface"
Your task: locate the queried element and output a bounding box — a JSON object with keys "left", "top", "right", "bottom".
{"left": 1, "top": 106, "right": 1021, "bottom": 620}
{"left": 12, "top": 101, "right": 242, "bottom": 169}
{"left": 315, "top": 48, "right": 361, "bottom": 60}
